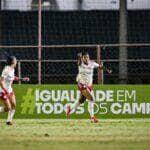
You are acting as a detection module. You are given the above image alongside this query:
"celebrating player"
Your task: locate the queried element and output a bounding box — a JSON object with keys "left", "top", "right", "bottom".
{"left": 66, "top": 52, "right": 112, "bottom": 123}
{"left": 0, "top": 56, "right": 29, "bottom": 125}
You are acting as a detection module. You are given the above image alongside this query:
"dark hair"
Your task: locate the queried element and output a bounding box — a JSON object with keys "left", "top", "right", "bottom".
{"left": 82, "top": 52, "right": 89, "bottom": 56}
{"left": 7, "top": 56, "right": 16, "bottom": 65}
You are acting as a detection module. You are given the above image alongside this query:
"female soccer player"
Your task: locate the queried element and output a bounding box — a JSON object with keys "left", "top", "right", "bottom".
{"left": 66, "top": 52, "right": 112, "bottom": 123}
{"left": 0, "top": 56, "right": 29, "bottom": 125}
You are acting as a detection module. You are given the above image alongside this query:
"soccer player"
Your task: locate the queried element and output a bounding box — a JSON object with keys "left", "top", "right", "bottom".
{"left": 0, "top": 56, "right": 29, "bottom": 125}
{"left": 66, "top": 52, "right": 112, "bottom": 123}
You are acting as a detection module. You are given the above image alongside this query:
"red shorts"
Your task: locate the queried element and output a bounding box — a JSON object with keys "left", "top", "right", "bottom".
{"left": 77, "top": 83, "right": 93, "bottom": 92}
{"left": 0, "top": 92, "right": 14, "bottom": 101}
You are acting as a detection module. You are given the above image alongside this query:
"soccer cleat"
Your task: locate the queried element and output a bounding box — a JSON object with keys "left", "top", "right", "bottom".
{"left": 66, "top": 106, "right": 71, "bottom": 117}
{"left": 6, "top": 121, "right": 13, "bottom": 126}
{"left": 90, "top": 116, "right": 99, "bottom": 123}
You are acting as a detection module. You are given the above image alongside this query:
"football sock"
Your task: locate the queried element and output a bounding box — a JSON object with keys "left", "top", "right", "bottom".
{"left": 88, "top": 101, "right": 94, "bottom": 117}
{"left": 7, "top": 109, "right": 15, "bottom": 122}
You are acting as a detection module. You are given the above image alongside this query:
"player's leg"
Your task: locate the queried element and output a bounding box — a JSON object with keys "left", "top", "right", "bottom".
{"left": 81, "top": 89, "right": 94, "bottom": 117}
{"left": 81, "top": 89, "right": 98, "bottom": 123}
{"left": 0, "top": 102, "right": 5, "bottom": 113}
{"left": 1, "top": 98, "right": 13, "bottom": 125}
{"left": 7, "top": 93, "right": 16, "bottom": 124}
{"left": 0, "top": 93, "right": 11, "bottom": 114}
{"left": 0, "top": 98, "right": 5, "bottom": 113}
{"left": 66, "top": 83, "right": 87, "bottom": 116}
{"left": 0, "top": 93, "right": 6, "bottom": 113}
{"left": 66, "top": 94, "right": 86, "bottom": 117}
{"left": 66, "top": 94, "right": 86, "bottom": 116}
{"left": 0, "top": 103, "right": 8, "bottom": 113}
{"left": 72, "top": 94, "right": 86, "bottom": 110}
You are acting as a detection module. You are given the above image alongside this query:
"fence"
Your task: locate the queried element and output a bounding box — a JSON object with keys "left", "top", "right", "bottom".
{"left": 0, "top": 43, "right": 150, "bottom": 84}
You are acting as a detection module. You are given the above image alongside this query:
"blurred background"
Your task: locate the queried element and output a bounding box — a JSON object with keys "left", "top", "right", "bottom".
{"left": 0, "top": 0, "right": 150, "bottom": 84}
{"left": 1, "top": 0, "right": 150, "bottom": 11}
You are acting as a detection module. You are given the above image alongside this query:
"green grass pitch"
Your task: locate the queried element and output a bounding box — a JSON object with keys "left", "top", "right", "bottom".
{"left": 0, "top": 119, "right": 150, "bottom": 150}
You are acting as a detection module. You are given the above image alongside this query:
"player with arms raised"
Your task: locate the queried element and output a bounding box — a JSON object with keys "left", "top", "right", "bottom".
{"left": 0, "top": 56, "right": 29, "bottom": 125}
{"left": 66, "top": 52, "right": 112, "bottom": 123}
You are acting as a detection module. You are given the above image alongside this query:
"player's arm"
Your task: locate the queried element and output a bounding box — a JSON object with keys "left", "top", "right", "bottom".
{"left": 94, "top": 62, "right": 112, "bottom": 74}
{"left": 77, "top": 53, "right": 82, "bottom": 66}
{"left": 99, "top": 64, "right": 112, "bottom": 74}
{"left": 14, "top": 76, "right": 30, "bottom": 82}
{"left": 0, "top": 77, "right": 9, "bottom": 94}
{"left": 0, "top": 67, "right": 9, "bottom": 94}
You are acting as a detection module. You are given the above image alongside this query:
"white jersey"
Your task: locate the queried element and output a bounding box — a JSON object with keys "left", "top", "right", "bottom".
{"left": 0, "top": 66, "right": 15, "bottom": 93}
{"left": 76, "top": 61, "right": 99, "bottom": 86}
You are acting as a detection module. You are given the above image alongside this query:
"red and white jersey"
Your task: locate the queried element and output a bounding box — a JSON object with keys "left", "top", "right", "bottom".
{"left": 0, "top": 66, "right": 15, "bottom": 93}
{"left": 76, "top": 61, "right": 99, "bottom": 86}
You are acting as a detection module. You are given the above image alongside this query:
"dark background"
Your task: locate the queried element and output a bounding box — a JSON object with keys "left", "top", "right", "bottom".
{"left": 0, "top": 10, "right": 150, "bottom": 84}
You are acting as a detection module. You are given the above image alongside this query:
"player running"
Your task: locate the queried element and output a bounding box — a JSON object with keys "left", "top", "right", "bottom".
{"left": 66, "top": 52, "right": 112, "bottom": 123}
{"left": 0, "top": 56, "right": 29, "bottom": 125}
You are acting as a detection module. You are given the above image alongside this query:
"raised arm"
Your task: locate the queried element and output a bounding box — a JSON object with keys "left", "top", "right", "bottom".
{"left": 99, "top": 64, "right": 112, "bottom": 74}
{"left": 14, "top": 76, "right": 30, "bottom": 82}
{"left": 77, "top": 53, "right": 83, "bottom": 66}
